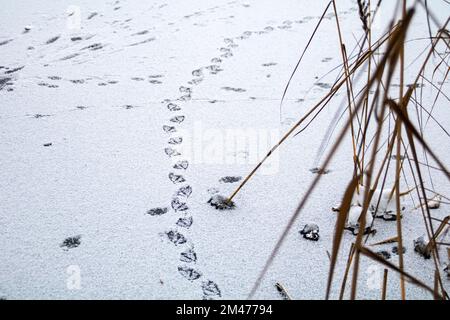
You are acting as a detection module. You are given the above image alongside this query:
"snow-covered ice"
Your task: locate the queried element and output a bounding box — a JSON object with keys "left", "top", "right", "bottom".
{"left": 0, "top": 0, "right": 449, "bottom": 299}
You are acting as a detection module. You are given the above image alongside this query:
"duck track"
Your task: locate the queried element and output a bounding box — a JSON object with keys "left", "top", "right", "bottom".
{"left": 147, "top": 15, "right": 326, "bottom": 299}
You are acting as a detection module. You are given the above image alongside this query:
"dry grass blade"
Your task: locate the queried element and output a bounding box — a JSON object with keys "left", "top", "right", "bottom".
{"left": 358, "top": 245, "right": 441, "bottom": 298}
{"left": 370, "top": 237, "right": 399, "bottom": 246}
{"left": 382, "top": 269, "right": 388, "bottom": 300}
{"left": 326, "top": 176, "right": 360, "bottom": 299}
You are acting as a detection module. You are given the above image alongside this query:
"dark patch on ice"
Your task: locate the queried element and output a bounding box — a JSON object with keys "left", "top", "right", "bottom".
{"left": 87, "top": 12, "right": 98, "bottom": 20}
{"left": 275, "top": 283, "right": 290, "bottom": 300}
{"left": 131, "top": 77, "right": 145, "bottom": 81}
{"left": 48, "top": 76, "right": 62, "bottom": 80}
{"left": 221, "top": 86, "right": 246, "bottom": 93}
{"left": 0, "top": 39, "right": 13, "bottom": 46}
{"left": 147, "top": 207, "right": 168, "bottom": 216}
{"left": 43, "top": 143, "right": 52, "bottom": 147}
{"left": 376, "top": 212, "right": 398, "bottom": 221}
{"left": 176, "top": 216, "right": 193, "bottom": 228}
{"left": 392, "top": 246, "right": 406, "bottom": 255}
{"left": 163, "top": 230, "right": 187, "bottom": 246}
{"left": 309, "top": 167, "right": 330, "bottom": 175}
{"left": 169, "top": 173, "right": 186, "bottom": 184}
{"left": 202, "top": 280, "right": 221, "bottom": 299}
{"left": 178, "top": 266, "right": 201, "bottom": 281}
{"left": 132, "top": 30, "right": 149, "bottom": 36}
{"left": 37, "top": 82, "right": 59, "bottom": 88}
{"left": 299, "top": 224, "right": 320, "bottom": 241}
{"left": 208, "top": 195, "right": 235, "bottom": 210}
{"left": 4, "top": 66, "right": 24, "bottom": 74}
{"left": 46, "top": 36, "right": 60, "bottom": 45}
{"left": 219, "top": 176, "right": 242, "bottom": 184}
{"left": 60, "top": 53, "right": 80, "bottom": 61}
{"left": 180, "top": 248, "right": 197, "bottom": 263}
{"left": 82, "top": 43, "right": 104, "bottom": 51}
{"left": 60, "top": 235, "right": 81, "bottom": 250}
{"left": 149, "top": 79, "right": 163, "bottom": 84}
{"left": 70, "top": 79, "right": 85, "bottom": 84}
{"left": 0, "top": 77, "right": 12, "bottom": 91}
{"left": 32, "top": 114, "right": 51, "bottom": 119}
{"left": 173, "top": 160, "right": 189, "bottom": 170}
{"left": 71, "top": 36, "right": 83, "bottom": 42}
{"left": 120, "top": 104, "right": 141, "bottom": 110}
{"left": 407, "top": 83, "right": 425, "bottom": 89}
{"left": 262, "top": 62, "right": 277, "bottom": 67}
{"left": 376, "top": 250, "right": 391, "bottom": 260}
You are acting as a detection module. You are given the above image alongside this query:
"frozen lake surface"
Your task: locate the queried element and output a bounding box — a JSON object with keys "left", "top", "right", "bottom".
{"left": 0, "top": 0, "right": 449, "bottom": 299}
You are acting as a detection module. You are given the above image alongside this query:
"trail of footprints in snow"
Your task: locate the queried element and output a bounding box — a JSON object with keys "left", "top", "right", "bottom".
{"left": 146, "top": 17, "right": 320, "bottom": 300}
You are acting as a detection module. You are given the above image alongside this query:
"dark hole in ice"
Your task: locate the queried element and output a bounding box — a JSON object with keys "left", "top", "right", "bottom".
{"left": 376, "top": 250, "right": 391, "bottom": 260}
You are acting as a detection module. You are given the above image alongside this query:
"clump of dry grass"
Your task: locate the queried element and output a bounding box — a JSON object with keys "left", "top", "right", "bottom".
{"left": 224, "top": 0, "right": 450, "bottom": 300}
